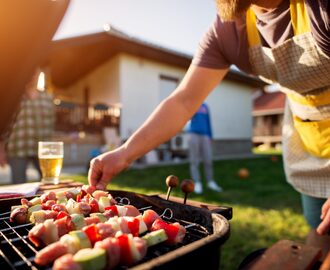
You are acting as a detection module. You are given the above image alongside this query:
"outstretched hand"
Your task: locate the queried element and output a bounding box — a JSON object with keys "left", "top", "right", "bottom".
{"left": 317, "top": 198, "right": 330, "bottom": 235}
{"left": 88, "top": 147, "right": 130, "bottom": 190}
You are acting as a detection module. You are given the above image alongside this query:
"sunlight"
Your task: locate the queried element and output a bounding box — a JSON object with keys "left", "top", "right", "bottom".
{"left": 37, "top": 71, "right": 45, "bottom": 91}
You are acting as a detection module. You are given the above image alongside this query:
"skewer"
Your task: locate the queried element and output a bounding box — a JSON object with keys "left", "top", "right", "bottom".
{"left": 165, "top": 175, "right": 179, "bottom": 200}
{"left": 185, "top": 223, "right": 197, "bottom": 229}
{"left": 180, "top": 179, "right": 195, "bottom": 204}
{"left": 138, "top": 206, "right": 153, "bottom": 211}
{"left": 160, "top": 208, "right": 174, "bottom": 220}
{"left": 114, "top": 197, "right": 130, "bottom": 205}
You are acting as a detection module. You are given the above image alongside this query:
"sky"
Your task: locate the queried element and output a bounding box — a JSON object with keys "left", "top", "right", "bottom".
{"left": 54, "top": 0, "right": 218, "bottom": 55}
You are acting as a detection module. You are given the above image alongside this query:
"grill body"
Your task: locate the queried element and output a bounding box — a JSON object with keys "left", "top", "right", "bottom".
{"left": 0, "top": 190, "right": 230, "bottom": 270}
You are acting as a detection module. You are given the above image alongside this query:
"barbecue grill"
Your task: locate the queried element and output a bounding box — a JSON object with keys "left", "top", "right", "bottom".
{"left": 0, "top": 190, "right": 231, "bottom": 270}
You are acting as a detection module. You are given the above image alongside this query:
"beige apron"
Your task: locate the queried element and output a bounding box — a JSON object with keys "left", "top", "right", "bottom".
{"left": 246, "top": 0, "right": 330, "bottom": 198}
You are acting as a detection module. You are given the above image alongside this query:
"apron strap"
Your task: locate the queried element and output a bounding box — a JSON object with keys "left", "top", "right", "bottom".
{"left": 246, "top": 7, "right": 261, "bottom": 47}
{"left": 290, "top": 0, "right": 311, "bottom": 35}
{"left": 246, "top": 0, "right": 311, "bottom": 47}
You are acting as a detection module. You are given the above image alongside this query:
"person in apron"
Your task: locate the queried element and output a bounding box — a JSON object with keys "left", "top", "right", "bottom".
{"left": 88, "top": 0, "right": 330, "bottom": 254}
{"left": 244, "top": 0, "right": 330, "bottom": 255}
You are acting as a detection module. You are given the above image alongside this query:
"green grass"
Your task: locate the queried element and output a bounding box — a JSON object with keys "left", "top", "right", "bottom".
{"left": 252, "top": 147, "right": 282, "bottom": 155}
{"left": 67, "top": 154, "right": 309, "bottom": 270}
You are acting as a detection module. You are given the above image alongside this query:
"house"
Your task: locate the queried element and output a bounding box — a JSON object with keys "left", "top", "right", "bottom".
{"left": 43, "top": 25, "right": 266, "bottom": 165}
{"left": 252, "top": 89, "right": 285, "bottom": 148}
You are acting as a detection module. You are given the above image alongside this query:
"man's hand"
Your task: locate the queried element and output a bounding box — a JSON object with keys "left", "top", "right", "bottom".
{"left": 88, "top": 147, "right": 130, "bottom": 190}
{"left": 317, "top": 198, "right": 330, "bottom": 235}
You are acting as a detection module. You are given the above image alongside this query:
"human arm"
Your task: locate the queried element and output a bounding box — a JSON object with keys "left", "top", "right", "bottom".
{"left": 88, "top": 65, "right": 228, "bottom": 189}
{"left": 316, "top": 197, "right": 330, "bottom": 235}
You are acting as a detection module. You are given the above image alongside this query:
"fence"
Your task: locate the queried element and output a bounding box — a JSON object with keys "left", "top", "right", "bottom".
{"left": 54, "top": 101, "right": 120, "bottom": 133}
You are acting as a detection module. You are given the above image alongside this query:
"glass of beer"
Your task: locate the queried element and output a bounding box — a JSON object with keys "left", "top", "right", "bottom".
{"left": 38, "top": 141, "right": 64, "bottom": 184}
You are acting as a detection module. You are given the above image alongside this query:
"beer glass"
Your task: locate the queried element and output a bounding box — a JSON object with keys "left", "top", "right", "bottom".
{"left": 38, "top": 141, "right": 64, "bottom": 184}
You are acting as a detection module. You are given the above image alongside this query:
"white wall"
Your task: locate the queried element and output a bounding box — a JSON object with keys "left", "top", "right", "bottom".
{"left": 60, "top": 53, "right": 254, "bottom": 143}
{"left": 206, "top": 81, "right": 254, "bottom": 140}
{"left": 119, "top": 54, "right": 185, "bottom": 139}
{"left": 64, "top": 56, "right": 120, "bottom": 105}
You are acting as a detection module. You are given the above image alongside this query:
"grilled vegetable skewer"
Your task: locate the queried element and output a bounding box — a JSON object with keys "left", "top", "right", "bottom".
{"left": 29, "top": 209, "right": 145, "bottom": 247}
{"left": 10, "top": 186, "right": 117, "bottom": 224}
{"left": 35, "top": 228, "right": 168, "bottom": 268}
{"left": 51, "top": 230, "right": 167, "bottom": 270}
{"left": 34, "top": 210, "right": 185, "bottom": 266}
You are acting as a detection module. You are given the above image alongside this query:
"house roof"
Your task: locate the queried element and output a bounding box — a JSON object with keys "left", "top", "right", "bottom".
{"left": 45, "top": 25, "right": 267, "bottom": 88}
{"left": 253, "top": 91, "right": 286, "bottom": 116}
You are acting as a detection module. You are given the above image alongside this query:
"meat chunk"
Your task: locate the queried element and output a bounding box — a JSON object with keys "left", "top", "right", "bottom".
{"left": 34, "top": 242, "right": 68, "bottom": 266}
{"left": 53, "top": 254, "right": 81, "bottom": 270}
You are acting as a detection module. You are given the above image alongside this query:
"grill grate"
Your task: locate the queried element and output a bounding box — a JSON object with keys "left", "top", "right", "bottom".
{"left": 0, "top": 213, "right": 38, "bottom": 270}
{"left": 0, "top": 191, "right": 230, "bottom": 270}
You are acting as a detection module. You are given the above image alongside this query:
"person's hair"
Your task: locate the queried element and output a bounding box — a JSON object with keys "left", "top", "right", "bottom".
{"left": 215, "top": 0, "right": 252, "bottom": 21}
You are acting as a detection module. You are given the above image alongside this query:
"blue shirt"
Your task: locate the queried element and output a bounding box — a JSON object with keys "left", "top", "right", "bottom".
{"left": 187, "top": 103, "right": 213, "bottom": 138}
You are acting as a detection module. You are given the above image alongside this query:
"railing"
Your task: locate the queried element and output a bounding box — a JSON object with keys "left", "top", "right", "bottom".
{"left": 54, "top": 101, "right": 120, "bottom": 133}
{"left": 253, "top": 126, "right": 282, "bottom": 136}
{"left": 253, "top": 115, "right": 283, "bottom": 137}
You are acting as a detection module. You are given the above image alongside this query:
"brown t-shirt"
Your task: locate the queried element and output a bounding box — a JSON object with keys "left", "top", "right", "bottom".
{"left": 192, "top": 0, "right": 330, "bottom": 75}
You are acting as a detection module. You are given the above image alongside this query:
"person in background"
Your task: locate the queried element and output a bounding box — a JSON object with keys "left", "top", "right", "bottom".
{"left": 187, "top": 103, "right": 222, "bottom": 194}
{"left": 88, "top": 0, "right": 330, "bottom": 256}
{"left": 0, "top": 68, "right": 55, "bottom": 183}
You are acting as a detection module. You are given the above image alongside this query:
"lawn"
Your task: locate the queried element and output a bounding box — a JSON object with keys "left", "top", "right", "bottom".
{"left": 68, "top": 155, "right": 309, "bottom": 270}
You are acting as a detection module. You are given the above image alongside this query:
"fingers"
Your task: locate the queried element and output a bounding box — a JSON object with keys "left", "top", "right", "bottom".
{"left": 317, "top": 208, "right": 330, "bottom": 235}
{"left": 96, "top": 175, "right": 110, "bottom": 191}
{"left": 88, "top": 149, "right": 128, "bottom": 190}
{"left": 321, "top": 199, "right": 330, "bottom": 220}
{"left": 88, "top": 158, "right": 103, "bottom": 188}
{"left": 317, "top": 199, "right": 330, "bottom": 235}
{"left": 88, "top": 156, "right": 113, "bottom": 190}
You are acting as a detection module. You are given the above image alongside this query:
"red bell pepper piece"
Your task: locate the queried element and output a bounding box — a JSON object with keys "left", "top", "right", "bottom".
{"left": 127, "top": 218, "right": 140, "bottom": 237}
{"left": 88, "top": 198, "right": 99, "bottom": 213}
{"left": 80, "top": 188, "right": 87, "bottom": 198}
{"left": 151, "top": 218, "right": 179, "bottom": 245}
{"left": 117, "top": 234, "right": 133, "bottom": 265}
{"left": 104, "top": 205, "right": 119, "bottom": 216}
{"left": 56, "top": 211, "right": 70, "bottom": 220}
{"left": 82, "top": 224, "right": 102, "bottom": 246}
